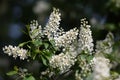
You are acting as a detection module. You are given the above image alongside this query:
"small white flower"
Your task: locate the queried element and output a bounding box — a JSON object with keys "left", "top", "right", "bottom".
{"left": 54, "top": 28, "right": 78, "bottom": 48}
{"left": 49, "top": 46, "right": 77, "bottom": 74}
{"left": 3, "top": 45, "right": 28, "bottom": 60}
{"left": 43, "top": 8, "right": 63, "bottom": 40}
{"left": 78, "top": 18, "right": 94, "bottom": 54}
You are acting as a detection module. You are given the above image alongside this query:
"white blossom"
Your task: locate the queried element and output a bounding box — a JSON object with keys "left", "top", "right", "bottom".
{"left": 3, "top": 45, "right": 28, "bottom": 60}
{"left": 92, "top": 56, "right": 111, "bottom": 80}
{"left": 96, "top": 32, "right": 114, "bottom": 54}
{"left": 30, "top": 20, "right": 42, "bottom": 39}
{"left": 49, "top": 46, "right": 77, "bottom": 74}
{"left": 43, "top": 8, "right": 63, "bottom": 40}
{"left": 78, "top": 18, "right": 94, "bottom": 54}
{"left": 54, "top": 28, "right": 78, "bottom": 48}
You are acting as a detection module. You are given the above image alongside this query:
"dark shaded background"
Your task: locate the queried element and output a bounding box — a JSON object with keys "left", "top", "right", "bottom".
{"left": 0, "top": 0, "right": 120, "bottom": 80}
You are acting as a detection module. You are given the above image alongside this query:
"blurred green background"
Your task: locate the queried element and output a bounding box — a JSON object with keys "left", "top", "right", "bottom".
{"left": 0, "top": 0, "right": 120, "bottom": 80}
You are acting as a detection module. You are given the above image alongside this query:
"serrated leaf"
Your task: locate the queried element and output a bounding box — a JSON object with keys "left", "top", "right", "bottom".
{"left": 23, "top": 76, "right": 35, "bottom": 80}
{"left": 6, "top": 71, "right": 18, "bottom": 76}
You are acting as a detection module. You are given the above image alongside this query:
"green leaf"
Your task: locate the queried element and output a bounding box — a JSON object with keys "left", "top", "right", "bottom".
{"left": 33, "top": 53, "right": 37, "bottom": 60}
{"left": 44, "top": 55, "right": 50, "bottom": 60}
{"left": 41, "top": 56, "right": 47, "bottom": 66}
{"left": 105, "top": 24, "right": 116, "bottom": 31}
{"left": 87, "top": 55, "right": 93, "bottom": 63}
{"left": 6, "top": 71, "right": 18, "bottom": 76}
{"left": 27, "top": 45, "right": 31, "bottom": 49}
{"left": 43, "top": 50, "right": 50, "bottom": 55}
{"left": 80, "top": 54, "right": 86, "bottom": 61}
{"left": 23, "top": 76, "right": 35, "bottom": 80}
{"left": 19, "top": 41, "right": 31, "bottom": 47}
{"left": 50, "top": 40, "right": 55, "bottom": 46}
{"left": 19, "top": 42, "right": 26, "bottom": 47}
{"left": 44, "top": 43, "right": 49, "bottom": 49}
{"left": 14, "top": 66, "right": 18, "bottom": 71}
{"left": 42, "top": 51, "right": 51, "bottom": 60}
{"left": 33, "top": 40, "right": 42, "bottom": 47}
{"left": 111, "top": 71, "right": 119, "bottom": 78}
{"left": 26, "top": 25, "right": 30, "bottom": 31}
{"left": 26, "top": 25, "right": 30, "bottom": 34}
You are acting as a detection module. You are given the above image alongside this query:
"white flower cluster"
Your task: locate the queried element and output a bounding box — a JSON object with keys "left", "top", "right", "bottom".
{"left": 47, "top": 12, "right": 94, "bottom": 75}
{"left": 43, "top": 8, "right": 62, "bottom": 40}
{"left": 49, "top": 46, "right": 77, "bottom": 74}
{"left": 29, "top": 8, "right": 79, "bottom": 49}
{"left": 78, "top": 18, "right": 94, "bottom": 54}
{"left": 3, "top": 45, "right": 28, "bottom": 60}
{"left": 30, "top": 8, "right": 62, "bottom": 41}
{"left": 54, "top": 28, "right": 78, "bottom": 48}
{"left": 96, "top": 32, "right": 114, "bottom": 54}
{"left": 30, "top": 20, "right": 42, "bottom": 39}
{"left": 92, "top": 56, "right": 110, "bottom": 80}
